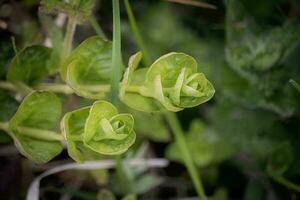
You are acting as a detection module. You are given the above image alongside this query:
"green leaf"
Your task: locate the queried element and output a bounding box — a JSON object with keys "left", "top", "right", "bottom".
{"left": 84, "top": 101, "right": 136, "bottom": 155}
{"left": 9, "top": 91, "right": 63, "bottom": 163}
{"left": 63, "top": 36, "right": 112, "bottom": 99}
{"left": 120, "top": 52, "right": 215, "bottom": 112}
{"left": 40, "top": 0, "right": 94, "bottom": 21}
{"left": 61, "top": 106, "right": 102, "bottom": 162}
{"left": 7, "top": 45, "right": 52, "bottom": 86}
{"left": 166, "top": 120, "right": 234, "bottom": 167}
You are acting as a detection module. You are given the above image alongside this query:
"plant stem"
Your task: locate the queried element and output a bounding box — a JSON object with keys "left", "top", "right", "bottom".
{"left": 0, "top": 81, "right": 73, "bottom": 95}
{"left": 270, "top": 174, "right": 300, "bottom": 192}
{"left": 0, "top": 122, "right": 62, "bottom": 141}
{"left": 0, "top": 81, "right": 16, "bottom": 91}
{"left": 62, "top": 17, "right": 76, "bottom": 60}
{"left": 0, "top": 122, "right": 9, "bottom": 132}
{"left": 89, "top": 15, "right": 107, "bottom": 40}
{"left": 110, "top": 0, "right": 123, "bottom": 105}
{"left": 124, "top": 0, "right": 151, "bottom": 67}
{"left": 35, "top": 83, "right": 73, "bottom": 94}
{"left": 164, "top": 112, "right": 207, "bottom": 199}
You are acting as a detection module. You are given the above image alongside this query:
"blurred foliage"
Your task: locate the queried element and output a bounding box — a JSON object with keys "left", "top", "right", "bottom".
{"left": 0, "top": 91, "right": 18, "bottom": 143}
{"left": 1, "top": 0, "right": 300, "bottom": 199}
{"left": 111, "top": 143, "right": 163, "bottom": 195}
{"left": 40, "top": 0, "right": 94, "bottom": 21}
{"left": 166, "top": 119, "right": 234, "bottom": 167}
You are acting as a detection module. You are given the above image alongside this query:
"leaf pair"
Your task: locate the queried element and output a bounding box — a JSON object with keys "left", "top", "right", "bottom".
{"left": 120, "top": 52, "right": 215, "bottom": 112}
{"left": 62, "top": 101, "right": 136, "bottom": 162}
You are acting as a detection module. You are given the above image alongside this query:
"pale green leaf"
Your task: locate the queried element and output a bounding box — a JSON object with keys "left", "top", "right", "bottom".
{"left": 9, "top": 91, "right": 63, "bottom": 163}
{"left": 63, "top": 36, "right": 112, "bottom": 99}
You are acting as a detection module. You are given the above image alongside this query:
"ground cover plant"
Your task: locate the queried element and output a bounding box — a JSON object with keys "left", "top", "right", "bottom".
{"left": 0, "top": 0, "right": 300, "bottom": 199}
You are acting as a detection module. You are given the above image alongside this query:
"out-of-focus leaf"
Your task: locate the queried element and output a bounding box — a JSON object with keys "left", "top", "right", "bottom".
{"left": 0, "top": 91, "right": 18, "bottom": 143}
{"left": 131, "top": 110, "right": 170, "bottom": 142}
{"left": 219, "top": 64, "right": 295, "bottom": 117}
{"left": 20, "top": 20, "right": 40, "bottom": 47}
{"left": 40, "top": 0, "right": 94, "bottom": 21}
{"left": 243, "top": 180, "right": 264, "bottom": 200}
{"left": 112, "top": 143, "right": 163, "bottom": 195}
{"left": 122, "top": 194, "right": 137, "bottom": 200}
{"left": 97, "top": 189, "right": 116, "bottom": 200}
{"left": 0, "top": 32, "right": 14, "bottom": 79}
{"left": 267, "top": 141, "right": 293, "bottom": 175}
{"left": 208, "top": 99, "right": 289, "bottom": 160}
{"left": 211, "top": 187, "right": 228, "bottom": 200}
{"left": 89, "top": 169, "right": 108, "bottom": 185}
{"left": 9, "top": 91, "right": 63, "bottom": 163}
{"left": 133, "top": 174, "right": 163, "bottom": 194}
{"left": 63, "top": 36, "right": 112, "bottom": 99}
{"left": 226, "top": 0, "right": 300, "bottom": 72}
{"left": 166, "top": 120, "right": 234, "bottom": 167}
{"left": 226, "top": 23, "right": 300, "bottom": 72}
{"left": 7, "top": 45, "right": 52, "bottom": 86}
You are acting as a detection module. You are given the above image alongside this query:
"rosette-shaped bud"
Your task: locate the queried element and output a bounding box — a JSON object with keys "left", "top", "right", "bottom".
{"left": 120, "top": 52, "right": 215, "bottom": 112}
{"left": 62, "top": 101, "right": 136, "bottom": 162}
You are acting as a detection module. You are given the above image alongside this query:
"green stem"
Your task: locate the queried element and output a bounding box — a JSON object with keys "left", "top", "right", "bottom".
{"left": 0, "top": 122, "right": 9, "bottom": 132}
{"left": 62, "top": 17, "right": 76, "bottom": 60}
{"left": 0, "top": 81, "right": 73, "bottom": 95}
{"left": 0, "top": 81, "right": 16, "bottom": 91}
{"left": 110, "top": 0, "right": 123, "bottom": 105}
{"left": 0, "top": 122, "right": 62, "bottom": 141}
{"left": 270, "top": 174, "right": 300, "bottom": 192}
{"left": 35, "top": 83, "right": 73, "bottom": 94}
{"left": 89, "top": 15, "right": 107, "bottom": 40}
{"left": 17, "top": 126, "right": 63, "bottom": 141}
{"left": 124, "top": 0, "right": 151, "bottom": 67}
{"left": 164, "top": 112, "right": 207, "bottom": 199}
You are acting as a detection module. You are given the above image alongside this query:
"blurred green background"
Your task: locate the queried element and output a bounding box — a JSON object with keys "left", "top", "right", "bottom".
{"left": 1, "top": 0, "right": 300, "bottom": 199}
